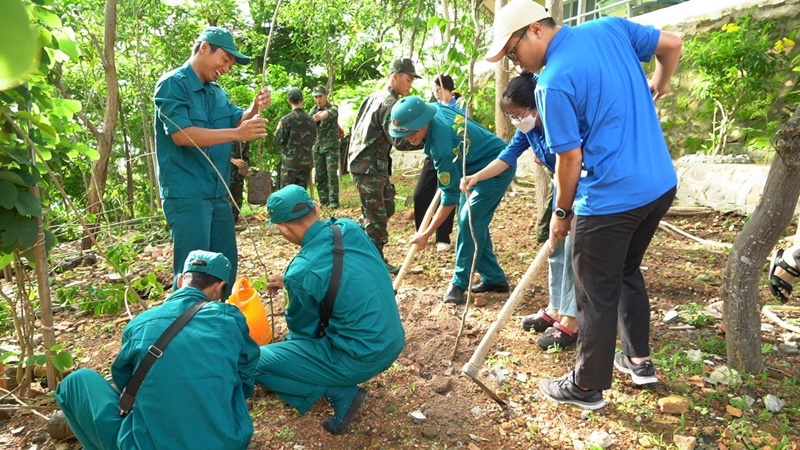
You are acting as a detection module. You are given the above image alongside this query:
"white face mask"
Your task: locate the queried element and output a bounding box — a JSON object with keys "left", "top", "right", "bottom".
{"left": 511, "top": 114, "right": 537, "bottom": 133}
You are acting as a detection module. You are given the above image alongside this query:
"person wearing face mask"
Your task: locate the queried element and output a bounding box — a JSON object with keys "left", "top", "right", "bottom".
{"left": 154, "top": 27, "right": 272, "bottom": 299}
{"left": 462, "top": 72, "right": 578, "bottom": 351}
{"left": 389, "top": 96, "right": 515, "bottom": 305}
{"left": 485, "top": 0, "right": 681, "bottom": 410}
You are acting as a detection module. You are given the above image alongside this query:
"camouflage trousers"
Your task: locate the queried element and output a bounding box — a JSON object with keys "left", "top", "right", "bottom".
{"left": 229, "top": 170, "right": 245, "bottom": 222}
{"left": 313, "top": 145, "right": 340, "bottom": 206}
{"left": 352, "top": 173, "right": 395, "bottom": 253}
{"left": 281, "top": 164, "right": 312, "bottom": 190}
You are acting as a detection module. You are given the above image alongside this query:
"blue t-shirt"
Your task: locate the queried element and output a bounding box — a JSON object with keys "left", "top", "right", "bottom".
{"left": 154, "top": 62, "right": 245, "bottom": 199}
{"left": 423, "top": 105, "right": 508, "bottom": 206}
{"left": 498, "top": 128, "right": 555, "bottom": 173}
{"left": 536, "top": 17, "right": 677, "bottom": 215}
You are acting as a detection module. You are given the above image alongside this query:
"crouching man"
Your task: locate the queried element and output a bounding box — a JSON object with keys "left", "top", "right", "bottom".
{"left": 55, "top": 250, "right": 260, "bottom": 449}
{"left": 256, "top": 185, "right": 405, "bottom": 434}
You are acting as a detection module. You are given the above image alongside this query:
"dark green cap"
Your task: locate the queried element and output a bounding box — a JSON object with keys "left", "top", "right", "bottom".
{"left": 197, "top": 27, "right": 251, "bottom": 65}
{"left": 287, "top": 88, "right": 303, "bottom": 103}
{"left": 389, "top": 58, "right": 422, "bottom": 79}
{"left": 389, "top": 96, "right": 437, "bottom": 138}
{"left": 267, "top": 185, "right": 315, "bottom": 225}
{"left": 312, "top": 85, "right": 328, "bottom": 96}
{"left": 182, "top": 250, "right": 232, "bottom": 283}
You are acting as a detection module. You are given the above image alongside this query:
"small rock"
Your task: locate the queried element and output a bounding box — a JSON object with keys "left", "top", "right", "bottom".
{"left": 580, "top": 409, "right": 592, "bottom": 420}
{"left": 409, "top": 410, "right": 426, "bottom": 423}
{"left": 588, "top": 430, "right": 615, "bottom": 448}
{"left": 708, "top": 366, "right": 742, "bottom": 387}
{"left": 763, "top": 394, "right": 785, "bottom": 413}
{"left": 431, "top": 376, "right": 451, "bottom": 394}
{"left": 663, "top": 310, "right": 680, "bottom": 323}
{"left": 421, "top": 425, "right": 439, "bottom": 439}
{"left": 515, "top": 372, "right": 528, "bottom": 383}
{"left": 409, "top": 265, "right": 425, "bottom": 274}
{"left": 470, "top": 406, "right": 482, "bottom": 415}
{"left": 473, "top": 296, "right": 487, "bottom": 307}
{"left": 47, "top": 411, "right": 74, "bottom": 441}
{"left": 658, "top": 395, "right": 690, "bottom": 415}
{"left": 673, "top": 434, "right": 697, "bottom": 450}
{"left": 685, "top": 349, "right": 703, "bottom": 362}
{"left": 777, "top": 343, "right": 799, "bottom": 355}
{"left": 573, "top": 440, "right": 586, "bottom": 450}
{"left": 467, "top": 443, "right": 481, "bottom": 450}
{"left": 726, "top": 405, "right": 743, "bottom": 417}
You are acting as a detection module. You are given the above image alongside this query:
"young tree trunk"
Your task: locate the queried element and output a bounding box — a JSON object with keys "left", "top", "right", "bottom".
{"left": 546, "top": 0, "right": 564, "bottom": 23}
{"left": 82, "top": 0, "right": 119, "bottom": 250}
{"left": 493, "top": 0, "right": 509, "bottom": 139}
{"left": 722, "top": 105, "right": 800, "bottom": 373}
{"left": 119, "top": 96, "right": 134, "bottom": 219}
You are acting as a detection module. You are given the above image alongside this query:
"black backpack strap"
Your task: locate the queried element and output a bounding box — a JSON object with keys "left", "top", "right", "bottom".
{"left": 118, "top": 299, "right": 212, "bottom": 416}
{"left": 318, "top": 224, "right": 344, "bottom": 337}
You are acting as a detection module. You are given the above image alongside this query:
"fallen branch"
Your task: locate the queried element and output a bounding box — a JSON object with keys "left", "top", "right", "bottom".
{"left": 658, "top": 220, "right": 732, "bottom": 249}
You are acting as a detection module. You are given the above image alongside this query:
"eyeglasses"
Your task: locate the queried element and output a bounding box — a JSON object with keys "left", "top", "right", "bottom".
{"left": 506, "top": 29, "right": 527, "bottom": 62}
{"left": 504, "top": 107, "right": 538, "bottom": 122}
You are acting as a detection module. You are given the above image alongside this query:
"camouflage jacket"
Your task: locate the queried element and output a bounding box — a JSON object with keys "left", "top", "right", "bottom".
{"left": 348, "top": 87, "right": 420, "bottom": 175}
{"left": 309, "top": 102, "right": 340, "bottom": 151}
{"left": 275, "top": 108, "right": 316, "bottom": 169}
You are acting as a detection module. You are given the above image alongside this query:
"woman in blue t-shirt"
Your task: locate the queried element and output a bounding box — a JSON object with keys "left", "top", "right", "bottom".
{"left": 462, "top": 73, "right": 578, "bottom": 351}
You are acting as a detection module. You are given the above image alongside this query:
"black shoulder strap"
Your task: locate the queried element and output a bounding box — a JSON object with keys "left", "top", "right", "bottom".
{"left": 318, "top": 224, "right": 344, "bottom": 337}
{"left": 118, "top": 299, "right": 211, "bottom": 416}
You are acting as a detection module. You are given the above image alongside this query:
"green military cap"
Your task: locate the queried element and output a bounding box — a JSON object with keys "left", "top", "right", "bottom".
{"left": 267, "top": 185, "right": 315, "bottom": 225}
{"left": 312, "top": 85, "right": 328, "bottom": 96}
{"left": 183, "top": 250, "right": 232, "bottom": 282}
{"left": 287, "top": 88, "right": 303, "bottom": 103}
{"left": 389, "top": 58, "right": 422, "bottom": 79}
{"left": 197, "top": 27, "right": 251, "bottom": 65}
{"left": 389, "top": 96, "right": 437, "bottom": 138}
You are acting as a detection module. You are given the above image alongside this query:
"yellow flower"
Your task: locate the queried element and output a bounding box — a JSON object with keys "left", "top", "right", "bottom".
{"left": 774, "top": 37, "right": 795, "bottom": 54}
{"left": 722, "top": 23, "right": 741, "bottom": 33}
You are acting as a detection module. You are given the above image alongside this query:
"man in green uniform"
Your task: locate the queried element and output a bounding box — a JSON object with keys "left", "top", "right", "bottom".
{"left": 275, "top": 88, "right": 316, "bottom": 189}
{"left": 55, "top": 250, "right": 260, "bottom": 449}
{"left": 255, "top": 185, "right": 405, "bottom": 435}
{"left": 390, "top": 96, "right": 515, "bottom": 304}
{"left": 310, "top": 85, "right": 340, "bottom": 208}
{"left": 154, "top": 27, "right": 271, "bottom": 298}
{"left": 348, "top": 58, "right": 422, "bottom": 273}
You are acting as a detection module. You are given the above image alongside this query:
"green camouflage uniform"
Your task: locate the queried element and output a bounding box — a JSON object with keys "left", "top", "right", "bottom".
{"left": 310, "top": 102, "right": 340, "bottom": 206}
{"left": 229, "top": 141, "right": 250, "bottom": 223}
{"left": 275, "top": 108, "right": 316, "bottom": 188}
{"left": 349, "top": 87, "right": 418, "bottom": 255}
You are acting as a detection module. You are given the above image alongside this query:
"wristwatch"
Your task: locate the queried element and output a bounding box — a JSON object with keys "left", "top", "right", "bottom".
{"left": 554, "top": 207, "right": 573, "bottom": 219}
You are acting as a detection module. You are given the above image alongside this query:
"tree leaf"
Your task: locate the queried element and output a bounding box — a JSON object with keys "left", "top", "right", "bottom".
{"left": 0, "top": 252, "right": 12, "bottom": 271}
{"left": 52, "top": 351, "right": 74, "bottom": 372}
{"left": 0, "top": 171, "right": 26, "bottom": 186}
{"left": 53, "top": 29, "right": 79, "bottom": 61}
{"left": 0, "top": 0, "right": 41, "bottom": 90}
{"left": 30, "top": 6, "right": 62, "bottom": 29}
{"left": 15, "top": 191, "right": 42, "bottom": 216}
{"left": 0, "top": 181, "right": 19, "bottom": 209}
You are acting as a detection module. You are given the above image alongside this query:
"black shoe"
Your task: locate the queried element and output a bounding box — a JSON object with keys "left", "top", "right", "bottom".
{"left": 538, "top": 371, "right": 606, "bottom": 410}
{"left": 613, "top": 352, "right": 658, "bottom": 385}
{"left": 537, "top": 324, "right": 578, "bottom": 350}
{"left": 521, "top": 309, "right": 557, "bottom": 332}
{"left": 322, "top": 386, "right": 367, "bottom": 435}
{"left": 471, "top": 281, "right": 510, "bottom": 293}
{"left": 443, "top": 285, "right": 466, "bottom": 304}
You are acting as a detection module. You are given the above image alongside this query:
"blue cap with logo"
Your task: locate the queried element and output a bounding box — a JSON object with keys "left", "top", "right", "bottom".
{"left": 389, "top": 96, "right": 438, "bottom": 138}
{"left": 182, "top": 250, "right": 232, "bottom": 283}
{"left": 267, "top": 185, "right": 315, "bottom": 225}
{"left": 197, "top": 27, "right": 251, "bottom": 65}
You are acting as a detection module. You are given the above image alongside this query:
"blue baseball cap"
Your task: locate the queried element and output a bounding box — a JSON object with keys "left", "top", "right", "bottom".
{"left": 389, "top": 96, "right": 437, "bottom": 138}
{"left": 182, "top": 250, "right": 231, "bottom": 283}
{"left": 197, "top": 27, "right": 251, "bottom": 65}
{"left": 267, "top": 185, "right": 315, "bottom": 225}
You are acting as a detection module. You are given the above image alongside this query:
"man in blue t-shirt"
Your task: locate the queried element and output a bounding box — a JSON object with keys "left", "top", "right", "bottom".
{"left": 485, "top": 0, "right": 682, "bottom": 409}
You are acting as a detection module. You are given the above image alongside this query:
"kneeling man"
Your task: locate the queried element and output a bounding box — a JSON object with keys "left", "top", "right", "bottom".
{"left": 256, "top": 185, "right": 405, "bottom": 434}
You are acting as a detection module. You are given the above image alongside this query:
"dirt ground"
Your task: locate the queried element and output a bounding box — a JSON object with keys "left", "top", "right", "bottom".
{"left": 1, "top": 171, "right": 798, "bottom": 449}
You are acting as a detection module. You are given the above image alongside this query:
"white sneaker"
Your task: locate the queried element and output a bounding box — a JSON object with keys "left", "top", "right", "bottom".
{"left": 436, "top": 242, "right": 452, "bottom": 252}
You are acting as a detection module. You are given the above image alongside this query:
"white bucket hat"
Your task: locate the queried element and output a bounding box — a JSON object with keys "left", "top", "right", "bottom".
{"left": 485, "top": 0, "right": 550, "bottom": 63}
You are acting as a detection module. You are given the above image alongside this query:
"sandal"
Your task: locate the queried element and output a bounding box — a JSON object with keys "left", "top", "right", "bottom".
{"left": 768, "top": 249, "right": 800, "bottom": 303}
{"left": 521, "top": 309, "right": 557, "bottom": 332}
